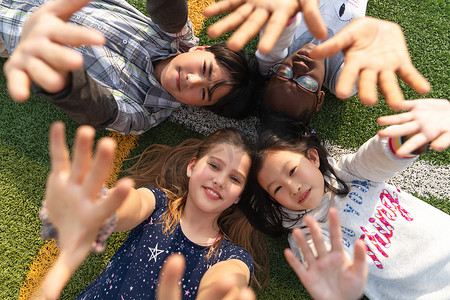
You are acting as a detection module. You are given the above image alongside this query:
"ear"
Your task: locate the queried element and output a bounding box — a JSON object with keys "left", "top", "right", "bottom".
{"left": 315, "top": 91, "right": 325, "bottom": 112}
{"left": 188, "top": 45, "right": 209, "bottom": 52}
{"left": 187, "top": 157, "right": 197, "bottom": 177}
{"left": 306, "top": 148, "right": 320, "bottom": 168}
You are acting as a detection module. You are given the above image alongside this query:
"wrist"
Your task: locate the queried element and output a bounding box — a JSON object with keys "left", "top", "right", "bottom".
{"left": 388, "top": 136, "right": 430, "bottom": 157}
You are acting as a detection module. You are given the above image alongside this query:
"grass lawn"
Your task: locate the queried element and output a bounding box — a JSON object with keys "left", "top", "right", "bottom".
{"left": 0, "top": 0, "right": 448, "bottom": 299}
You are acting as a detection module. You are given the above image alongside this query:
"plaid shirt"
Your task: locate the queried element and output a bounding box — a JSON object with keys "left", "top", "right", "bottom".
{"left": 0, "top": 0, "right": 198, "bottom": 134}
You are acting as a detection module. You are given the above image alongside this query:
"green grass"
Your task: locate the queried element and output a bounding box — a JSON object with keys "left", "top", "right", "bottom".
{"left": 0, "top": 0, "right": 448, "bottom": 299}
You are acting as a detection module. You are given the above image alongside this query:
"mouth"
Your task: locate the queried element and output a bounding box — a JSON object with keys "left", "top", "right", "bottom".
{"left": 297, "top": 189, "right": 311, "bottom": 204}
{"left": 294, "top": 51, "right": 314, "bottom": 64}
{"left": 176, "top": 70, "right": 181, "bottom": 91}
{"left": 204, "top": 186, "right": 222, "bottom": 200}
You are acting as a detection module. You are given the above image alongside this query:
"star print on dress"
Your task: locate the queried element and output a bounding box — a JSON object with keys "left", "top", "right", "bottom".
{"left": 148, "top": 243, "right": 164, "bottom": 262}
{"left": 75, "top": 188, "right": 254, "bottom": 300}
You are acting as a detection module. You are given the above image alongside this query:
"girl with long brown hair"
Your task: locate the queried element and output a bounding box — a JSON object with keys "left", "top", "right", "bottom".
{"left": 38, "top": 122, "right": 267, "bottom": 299}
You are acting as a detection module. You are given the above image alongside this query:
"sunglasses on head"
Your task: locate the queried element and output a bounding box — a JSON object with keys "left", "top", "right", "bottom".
{"left": 268, "top": 63, "right": 319, "bottom": 94}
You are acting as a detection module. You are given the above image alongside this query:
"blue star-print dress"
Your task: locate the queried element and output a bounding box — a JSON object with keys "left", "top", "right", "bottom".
{"left": 76, "top": 187, "right": 254, "bottom": 299}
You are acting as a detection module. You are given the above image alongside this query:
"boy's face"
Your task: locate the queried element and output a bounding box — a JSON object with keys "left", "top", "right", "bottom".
{"left": 159, "top": 46, "right": 231, "bottom": 107}
{"left": 264, "top": 44, "right": 325, "bottom": 120}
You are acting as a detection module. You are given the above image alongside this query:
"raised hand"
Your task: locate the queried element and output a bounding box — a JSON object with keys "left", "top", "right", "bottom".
{"left": 284, "top": 208, "right": 367, "bottom": 300}
{"left": 308, "top": 17, "right": 431, "bottom": 109}
{"left": 39, "top": 122, "right": 133, "bottom": 299}
{"left": 157, "top": 253, "right": 255, "bottom": 300}
{"left": 3, "top": 0, "right": 105, "bottom": 102}
{"left": 156, "top": 254, "right": 255, "bottom": 300}
{"left": 377, "top": 99, "right": 450, "bottom": 157}
{"left": 203, "top": 0, "right": 326, "bottom": 54}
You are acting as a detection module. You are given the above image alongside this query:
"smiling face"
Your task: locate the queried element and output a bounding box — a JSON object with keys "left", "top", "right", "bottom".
{"left": 157, "top": 46, "right": 232, "bottom": 107}
{"left": 186, "top": 143, "right": 251, "bottom": 216}
{"left": 264, "top": 43, "right": 325, "bottom": 123}
{"left": 257, "top": 149, "right": 324, "bottom": 211}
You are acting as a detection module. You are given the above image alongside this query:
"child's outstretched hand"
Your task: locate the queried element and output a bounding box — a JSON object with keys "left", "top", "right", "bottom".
{"left": 377, "top": 99, "right": 450, "bottom": 157}
{"left": 284, "top": 208, "right": 367, "bottom": 300}
{"left": 203, "top": 0, "right": 326, "bottom": 54}
{"left": 39, "top": 122, "right": 133, "bottom": 299}
{"left": 308, "top": 17, "right": 431, "bottom": 110}
{"left": 157, "top": 254, "right": 255, "bottom": 300}
{"left": 3, "top": 0, "right": 105, "bottom": 102}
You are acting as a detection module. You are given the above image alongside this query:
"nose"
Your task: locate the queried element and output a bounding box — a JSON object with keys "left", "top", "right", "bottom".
{"left": 289, "top": 182, "right": 301, "bottom": 196}
{"left": 213, "top": 173, "right": 225, "bottom": 188}
{"left": 186, "top": 73, "right": 205, "bottom": 88}
{"left": 292, "top": 60, "right": 309, "bottom": 75}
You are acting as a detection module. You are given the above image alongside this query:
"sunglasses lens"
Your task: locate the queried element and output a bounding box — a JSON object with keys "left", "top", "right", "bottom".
{"left": 296, "top": 76, "right": 318, "bottom": 92}
{"left": 274, "top": 64, "right": 293, "bottom": 79}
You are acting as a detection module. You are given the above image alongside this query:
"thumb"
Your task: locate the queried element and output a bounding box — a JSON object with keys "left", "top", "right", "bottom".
{"left": 157, "top": 254, "right": 185, "bottom": 300}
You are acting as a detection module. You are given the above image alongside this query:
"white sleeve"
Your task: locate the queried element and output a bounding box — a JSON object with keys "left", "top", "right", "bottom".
{"left": 256, "top": 13, "right": 302, "bottom": 76}
{"left": 337, "top": 134, "right": 418, "bottom": 182}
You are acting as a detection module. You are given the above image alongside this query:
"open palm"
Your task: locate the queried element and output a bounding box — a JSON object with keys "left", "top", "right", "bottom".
{"left": 284, "top": 208, "right": 367, "bottom": 300}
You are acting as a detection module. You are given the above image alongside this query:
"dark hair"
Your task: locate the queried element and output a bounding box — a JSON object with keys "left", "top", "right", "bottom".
{"left": 241, "top": 123, "right": 349, "bottom": 237}
{"left": 205, "top": 44, "right": 264, "bottom": 119}
{"left": 127, "top": 127, "right": 268, "bottom": 289}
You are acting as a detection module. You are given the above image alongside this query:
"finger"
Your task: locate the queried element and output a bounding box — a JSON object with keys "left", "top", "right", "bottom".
{"left": 308, "top": 26, "right": 355, "bottom": 59}
{"left": 24, "top": 56, "right": 73, "bottom": 94}
{"left": 157, "top": 253, "right": 185, "bottom": 300}
{"left": 49, "top": 122, "right": 70, "bottom": 173}
{"left": 398, "top": 65, "right": 431, "bottom": 95}
{"left": 430, "top": 132, "right": 450, "bottom": 152}
{"left": 70, "top": 125, "right": 95, "bottom": 184}
{"left": 203, "top": 0, "right": 242, "bottom": 17}
{"left": 328, "top": 208, "right": 343, "bottom": 252}
{"left": 83, "top": 137, "right": 117, "bottom": 199}
{"left": 257, "top": 10, "right": 292, "bottom": 54}
{"left": 96, "top": 178, "right": 134, "bottom": 220}
{"left": 379, "top": 71, "right": 405, "bottom": 110}
{"left": 335, "top": 61, "right": 360, "bottom": 99}
{"left": 358, "top": 70, "right": 379, "bottom": 106}
{"left": 40, "top": 42, "right": 83, "bottom": 72}
{"left": 377, "top": 112, "right": 414, "bottom": 127}
{"left": 44, "top": 0, "right": 94, "bottom": 21}
{"left": 299, "top": 0, "right": 327, "bottom": 40}
{"left": 284, "top": 248, "right": 307, "bottom": 280}
{"left": 52, "top": 23, "right": 105, "bottom": 47}
{"left": 377, "top": 121, "right": 419, "bottom": 138}
{"left": 291, "top": 227, "right": 316, "bottom": 264}
{"left": 395, "top": 134, "right": 428, "bottom": 158}
{"left": 352, "top": 240, "right": 367, "bottom": 278}
{"left": 305, "top": 214, "right": 327, "bottom": 257}
{"left": 228, "top": 8, "right": 269, "bottom": 52}
{"left": 4, "top": 64, "right": 32, "bottom": 102}
{"left": 207, "top": 3, "right": 253, "bottom": 39}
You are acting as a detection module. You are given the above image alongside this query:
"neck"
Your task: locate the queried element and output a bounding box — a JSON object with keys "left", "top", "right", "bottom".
{"left": 154, "top": 55, "right": 176, "bottom": 83}
{"left": 181, "top": 199, "right": 221, "bottom": 246}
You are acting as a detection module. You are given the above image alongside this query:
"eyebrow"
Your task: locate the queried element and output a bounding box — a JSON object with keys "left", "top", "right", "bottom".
{"left": 210, "top": 155, "right": 247, "bottom": 181}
